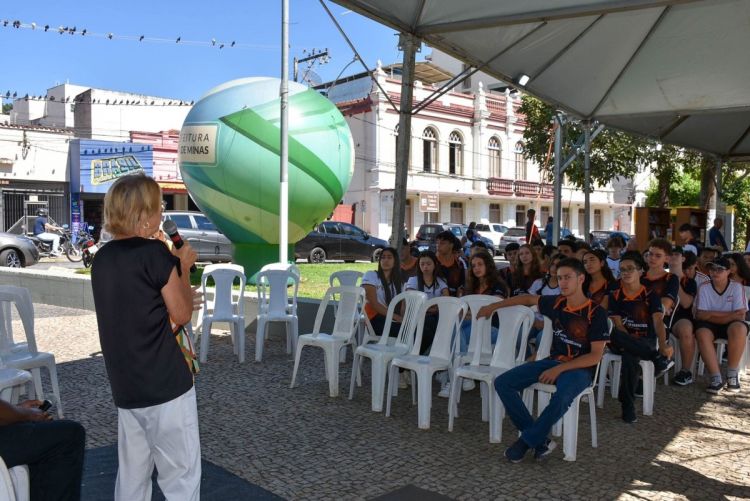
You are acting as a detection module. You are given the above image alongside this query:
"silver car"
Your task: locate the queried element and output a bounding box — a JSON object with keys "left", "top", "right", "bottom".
{"left": 162, "top": 211, "right": 232, "bottom": 263}
{"left": 0, "top": 232, "right": 40, "bottom": 267}
{"left": 496, "top": 227, "right": 528, "bottom": 258}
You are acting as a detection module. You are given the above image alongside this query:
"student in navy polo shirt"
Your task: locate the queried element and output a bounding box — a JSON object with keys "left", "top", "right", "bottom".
{"left": 642, "top": 238, "right": 680, "bottom": 315}
{"left": 608, "top": 251, "right": 674, "bottom": 423}
{"left": 479, "top": 258, "right": 609, "bottom": 462}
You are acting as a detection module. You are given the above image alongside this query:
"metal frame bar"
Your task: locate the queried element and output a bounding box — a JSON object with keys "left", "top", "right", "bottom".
{"left": 728, "top": 121, "right": 750, "bottom": 157}
{"left": 589, "top": 6, "right": 670, "bottom": 116}
{"left": 415, "top": 0, "right": 699, "bottom": 34}
{"left": 530, "top": 15, "right": 603, "bottom": 84}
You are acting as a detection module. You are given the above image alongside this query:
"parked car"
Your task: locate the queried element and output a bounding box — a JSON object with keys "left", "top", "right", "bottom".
{"left": 295, "top": 221, "right": 388, "bottom": 263}
{"left": 496, "top": 227, "right": 527, "bottom": 258}
{"left": 162, "top": 211, "right": 232, "bottom": 263}
{"left": 589, "top": 230, "right": 631, "bottom": 251}
{"left": 538, "top": 227, "right": 575, "bottom": 244}
{"left": 414, "top": 223, "right": 496, "bottom": 255}
{"left": 0, "top": 232, "right": 39, "bottom": 268}
{"left": 475, "top": 223, "right": 508, "bottom": 248}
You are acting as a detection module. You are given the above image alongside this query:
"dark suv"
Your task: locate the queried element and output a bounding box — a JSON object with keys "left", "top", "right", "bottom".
{"left": 162, "top": 211, "right": 232, "bottom": 263}
{"left": 295, "top": 221, "right": 388, "bottom": 263}
{"left": 415, "top": 223, "right": 496, "bottom": 255}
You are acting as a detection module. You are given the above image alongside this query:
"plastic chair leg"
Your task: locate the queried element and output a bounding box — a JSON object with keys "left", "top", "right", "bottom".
{"left": 417, "top": 368, "right": 432, "bottom": 429}
{"left": 30, "top": 369, "right": 42, "bottom": 402}
{"left": 289, "top": 341, "right": 305, "bottom": 389}
{"left": 489, "top": 391, "right": 504, "bottom": 443}
{"left": 254, "top": 318, "right": 266, "bottom": 362}
{"left": 385, "top": 364, "right": 398, "bottom": 417}
{"left": 562, "top": 397, "right": 581, "bottom": 462}
{"left": 640, "top": 361, "right": 655, "bottom": 416}
{"left": 610, "top": 359, "right": 622, "bottom": 399}
{"left": 200, "top": 319, "right": 211, "bottom": 364}
{"left": 480, "top": 381, "right": 489, "bottom": 422}
{"left": 46, "top": 362, "right": 63, "bottom": 419}
{"left": 325, "top": 344, "right": 341, "bottom": 397}
{"left": 371, "top": 360, "right": 387, "bottom": 412}
{"left": 447, "top": 376, "right": 460, "bottom": 432}
{"left": 596, "top": 361, "right": 608, "bottom": 408}
{"left": 588, "top": 392, "right": 598, "bottom": 449}
{"left": 236, "top": 320, "right": 245, "bottom": 363}
{"left": 348, "top": 353, "right": 360, "bottom": 400}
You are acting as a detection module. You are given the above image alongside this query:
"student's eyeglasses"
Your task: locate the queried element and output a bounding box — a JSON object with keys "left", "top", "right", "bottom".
{"left": 620, "top": 266, "right": 639, "bottom": 274}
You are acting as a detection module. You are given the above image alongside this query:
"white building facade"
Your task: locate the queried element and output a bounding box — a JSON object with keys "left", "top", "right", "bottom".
{"left": 328, "top": 63, "right": 631, "bottom": 241}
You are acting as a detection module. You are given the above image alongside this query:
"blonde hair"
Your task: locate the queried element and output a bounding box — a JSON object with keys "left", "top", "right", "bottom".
{"left": 103, "top": 174, "right": 161, "bottom": 237}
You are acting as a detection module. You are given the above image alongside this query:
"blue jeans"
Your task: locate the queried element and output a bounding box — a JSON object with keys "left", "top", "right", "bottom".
{"left": 494, "top": 359, "right": 592, "bottom": 448}
{"left": 459, "top": 319, "right": 497, "bottom": 354}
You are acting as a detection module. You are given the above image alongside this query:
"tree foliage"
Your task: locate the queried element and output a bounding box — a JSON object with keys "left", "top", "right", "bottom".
{"left": 645, "top": 168, "right": 700, "bottom": 207}
{"left": 1, "top": 103, "right": 11, "bottom": 114}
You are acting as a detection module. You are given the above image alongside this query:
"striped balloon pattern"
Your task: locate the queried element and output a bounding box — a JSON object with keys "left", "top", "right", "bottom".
{"left": 178, "top": 77, "right": 354, "bottom": 245}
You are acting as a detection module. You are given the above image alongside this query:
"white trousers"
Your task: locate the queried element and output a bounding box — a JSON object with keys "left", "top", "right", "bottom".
{"left": 37, "top": 232, "right": 60, "bottom": 253}
{"left": 115, "top": 386, "right": 201, "bottom": 501}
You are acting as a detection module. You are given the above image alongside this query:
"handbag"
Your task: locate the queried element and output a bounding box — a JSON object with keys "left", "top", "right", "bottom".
{"left": 172, "top": 320, "right": 200, "bottom": 376}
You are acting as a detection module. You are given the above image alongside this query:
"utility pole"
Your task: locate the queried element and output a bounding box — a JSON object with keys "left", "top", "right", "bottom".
{"left": 390, "top": 34, "right": 419, "bottom": 250}
{"left": 293, "top": 49, "right": 330, "bottom": 83}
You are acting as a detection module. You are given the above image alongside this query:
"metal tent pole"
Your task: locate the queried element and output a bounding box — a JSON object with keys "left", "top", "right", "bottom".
{"left": 279, "top": 0, "right": 289, "bottom": 263}
{"left": 390, "top": 34, "right": 418, "bottom": 249}
{"left": 584, "top": 121, "right": 591, "bottom": 241}
{"left": 552, "top": 113, "right": 564, "bottom": 246}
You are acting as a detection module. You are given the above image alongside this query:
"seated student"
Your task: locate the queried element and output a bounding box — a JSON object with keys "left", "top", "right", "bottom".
{"left": 694, "top": 256, "right": 749, "bottom": 393}
{"left": 530, "top": 238, "right": 547, "bottom": 271}
{"left": 0, "top": 398, "right": 85, "bottom": 500}
{"left": 574, "top": 241, "right": 593, "bottom": 261}
{"left": 582, "top": 249, "right": 617, "bottom": 310}
{"left": 608, "top": 251, "right": 674, "bottom": 423}
{"left": 466, "top": 239, "right": 488, "bottom": 258}
{"left": 743, "top": 251, "right": 750, "bottom": 270}
{"left": 529, "top": 253, "right": 563, "bottom": 296}
{"left": 362, "top": 247, "right": 403, "bottom": 338}
{"left": 556, "top": 239, "right": 576, "bottom": 259}
{"left": 727, "top": 253, "right": 750, "bottom": 286}
{"left": 642, "top": 238, "right": 679, "bottom": 316}
{"left": 399, "top": 238, "right": 419, "bottom": 284}
{"left": 625, "top": 237, "right": 640, "bottom": 253}
{"left": 678, "top": 223, "right": 702, "bottom": 257}
{"left": 669, "top": 249, "right": 699, "bottom": 386}
{"left": 606, "top": 236, "right": 625, "bottom": 279}
{"left": 479, "top": 258, "right": 609, "bottom": 462}
{"left": 510, "top": 244, "right": 544, "bottom": 296}
{"left": 695, "top": 246, "right": 720, "bottom": 286}
{"left": 405, "top": 250, "right": 449, "bottom": 354}
{"left": 541, "top": 244, "right": 557, "bottom": 274}
{"left": 499, "top": 242, "right": 520, "bottom": 286}
{"left": 435, "top": 231, "right": 468, "bottom": 297}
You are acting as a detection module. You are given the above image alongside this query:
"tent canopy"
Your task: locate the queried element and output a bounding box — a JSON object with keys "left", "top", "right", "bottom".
{"left": 331, "top": 0, "right": 750, "bottom": 159}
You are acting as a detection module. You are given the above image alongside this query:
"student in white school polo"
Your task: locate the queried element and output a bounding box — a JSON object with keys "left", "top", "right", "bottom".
{"left": 694, "top": 256, "right": 749, "bottom": 394}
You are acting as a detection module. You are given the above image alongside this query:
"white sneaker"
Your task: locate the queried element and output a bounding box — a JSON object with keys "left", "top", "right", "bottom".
{"left": 399, "top": 372, "right": 410, "bottom": 389}
{"left": 462, "top": 379, "right": 476, "bottom": 391}
{"left": 438, "top": 381, "right": 451, "bottom": 398}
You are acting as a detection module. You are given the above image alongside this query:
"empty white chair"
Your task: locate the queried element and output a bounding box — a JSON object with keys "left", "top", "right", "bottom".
{"left": 0, "top": 286, "right": 63, "bottom": 418}
{"left": 194, "top": 263, "right": 244, "bottom": 337}
{"left": 199, "top": 264, "right": 246, "bottom": 363}
{"left": 255, "top": 266, "right": 300, "bottom": 362}
{"left": 329, "top": 270, "right": 363, "bottom": 288}
{"left": 448, "top": 306, "right": 534, "bottom": 442}
{"left": 386, "top": 297, "right": 467, "bottom": 429}
{"left": 290, "top": 286, "right": 366, "bottom": 397}
{"left": 349, "top": 291, "right": 427, "bottom": 412}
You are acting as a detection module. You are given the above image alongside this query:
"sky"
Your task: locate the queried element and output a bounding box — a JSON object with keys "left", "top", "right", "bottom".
{"left": 0, "top": 0, "right": 425, "bottom": 102}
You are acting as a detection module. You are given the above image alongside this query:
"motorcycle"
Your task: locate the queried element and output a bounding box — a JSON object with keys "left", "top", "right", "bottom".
{"left": 65, "top": 225, "right": 96, "bottom": 263}
{"left": 29, "top": 226, "right": 72, "bottom": 259}
{"left": 81, "top": 232, "right": 101, "bottom": 269}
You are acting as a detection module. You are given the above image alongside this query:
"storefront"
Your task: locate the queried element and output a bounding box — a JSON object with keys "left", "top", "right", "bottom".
{"left": 0, "top": 180, "right": 69, "bottom": 233}
{"left": 69, "top": 139, "right": 154, "bottom": 238}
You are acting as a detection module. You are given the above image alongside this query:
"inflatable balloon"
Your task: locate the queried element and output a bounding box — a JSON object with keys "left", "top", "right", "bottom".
{"left": 178, "top": 77, "right": 354, "bottom": 274}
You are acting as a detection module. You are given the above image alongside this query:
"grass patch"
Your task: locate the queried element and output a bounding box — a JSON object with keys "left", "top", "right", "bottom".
{"left": 79, "top": 262, "right": 376, "bottom": 299}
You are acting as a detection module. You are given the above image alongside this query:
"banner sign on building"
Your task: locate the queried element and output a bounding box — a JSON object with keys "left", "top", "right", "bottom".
{"left": 419, "top": 192, "right": 439, "bottom": 213}
{"left": 70, "top": 139, "right": 154, "bottom": 194}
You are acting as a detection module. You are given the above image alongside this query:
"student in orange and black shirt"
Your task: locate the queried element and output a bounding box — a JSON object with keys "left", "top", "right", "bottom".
{"left": 582, "top": 249, "right": 617, "bottom": 310}
{"left": 641, "top": 238, "right": 679, "bottom": 316}
{"left": 479, "top": 258, "right": 609, "bottom": 462}
{"left": 435, "top": 230, "right": 468, "bottom": 297}
{"left": 608, "top": 251, "right": 674, "bottom": 423}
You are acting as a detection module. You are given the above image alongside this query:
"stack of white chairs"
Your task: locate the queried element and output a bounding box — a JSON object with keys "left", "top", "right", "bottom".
{"left": 198, "top": 264, "right": 246, "bottom": 363}
{"left": 0, "top": 286, "right": 63, "bottom": 418}
{"left": 448, "top": 305, "right": 534, "bottom": 442}
{"left": 349, "top": 291, "right": 427, "bottom": 412}
{"left": 385, "top": 296, "right": 467, "bottom": 429}
{"left": 522, "top": 316, "right": 607, "bottom": 461}
{"left": 290, "top": 286, "right": 365, "bottom": 397}
{"left": 255, "top": 264, "right": 300, "bottom": 362}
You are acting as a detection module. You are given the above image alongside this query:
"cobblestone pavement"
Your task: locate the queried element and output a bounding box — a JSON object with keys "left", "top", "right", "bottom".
{"left": 23, "top": 304, "right": 750, "bottom": 500}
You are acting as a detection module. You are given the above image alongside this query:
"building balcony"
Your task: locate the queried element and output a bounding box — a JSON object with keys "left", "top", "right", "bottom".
{"left": 486, "top": 178, "right": 513, "bottom": 195}
{"left": 540, "top": 183, "right": 554, "bottom": 198}
{"left": 515, "top": 180, "right": 539, "bottom": 197}
{"left": 487, "top": 178, "right": 563, "bottom": 200}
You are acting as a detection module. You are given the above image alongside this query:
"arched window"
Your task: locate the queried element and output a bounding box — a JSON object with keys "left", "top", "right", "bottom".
{"left": 488, "top": 137, "right": 501, "bottom": 178}
{"left": 448, "top": 131, "right": 463, "bottom": 175}
{"left": 422, "top": 127, "right": 438, "bottom": 173}
{"left": 514, "top": 141, "right": 527, "bottom": 180}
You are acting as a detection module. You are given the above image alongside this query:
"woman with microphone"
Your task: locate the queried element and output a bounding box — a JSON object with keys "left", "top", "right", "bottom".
{"left": 91, "top": 174, "right": 201, "bottom": 501}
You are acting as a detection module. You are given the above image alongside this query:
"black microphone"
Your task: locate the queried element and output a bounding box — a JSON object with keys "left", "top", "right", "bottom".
{"left": 162, "top": 220, "right": 197, "bottom": 273}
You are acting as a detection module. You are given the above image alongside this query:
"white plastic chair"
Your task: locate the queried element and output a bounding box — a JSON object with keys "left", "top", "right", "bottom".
{"left": 0, "top": 286, "right": 63, "bottom": 418}
{"left": 348, "top": 291, "right": 427, "bottom": 412}
{"left": 448, "top": 305, "right": 534, "bottom": 442}
{"left": 255, "top": 266, "right": 300, "bottom": 362}
{"left": 329, "top": 270, "right": 363, "bottom": 288}
{"left": 454, "top": 295, "right": 503, "bottom": 368}
{"left": 199, "top": 264, "right": 246, "bottom": 363}
{"left": 596, "top": 354, "right": 656, "bottom": 416}
{"left": 290, "top": 286, "right": 366, "bottom": 397}
{"left": 0, "top": 366, "right": 32, "bottom": 404}
{"left": 194, "top": 263, "right": 244, "bottom": 338}
{"left": 0, "top": 456, "right": 29, "bottom": 501}
{"left": 385, "top": 296, "right": 467, "bottom": 429}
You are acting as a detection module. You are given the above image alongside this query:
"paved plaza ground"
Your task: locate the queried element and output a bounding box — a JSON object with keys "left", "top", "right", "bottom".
{"left": 25, "top": 303, "right": 750, "bottom": 500}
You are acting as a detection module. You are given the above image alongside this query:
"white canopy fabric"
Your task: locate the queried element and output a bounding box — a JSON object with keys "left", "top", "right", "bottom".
{"left": 331, "top": 0, "right": 750, "bottom": 159}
